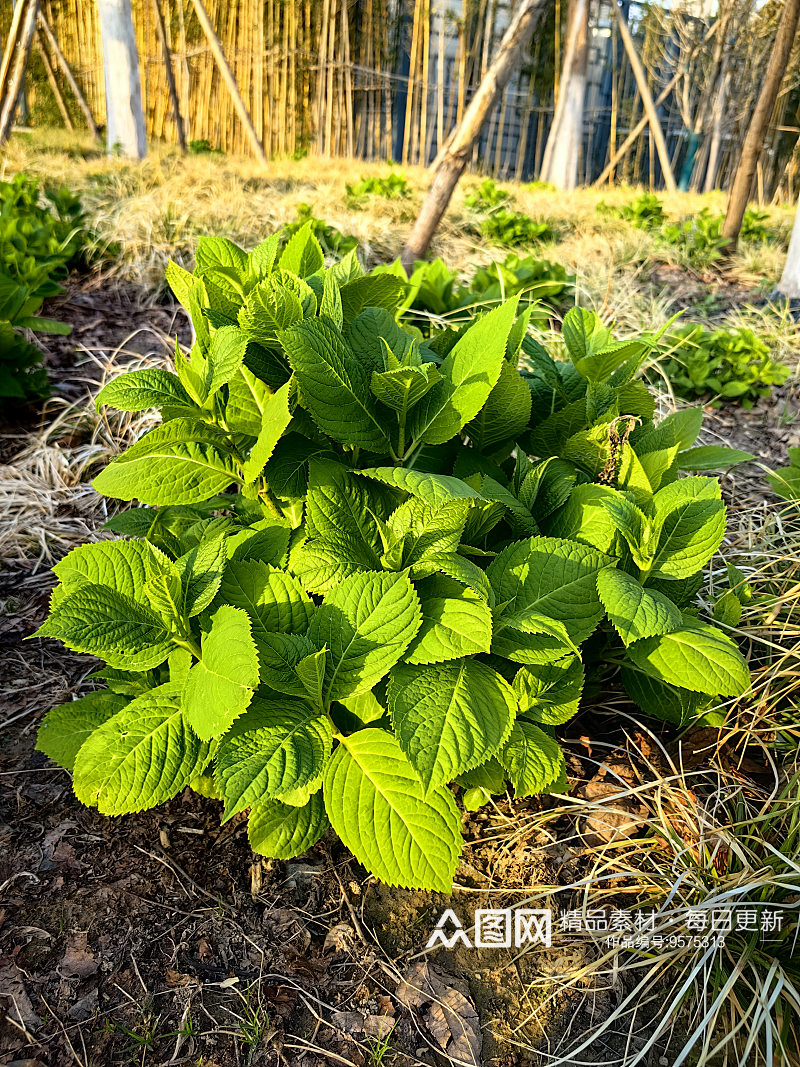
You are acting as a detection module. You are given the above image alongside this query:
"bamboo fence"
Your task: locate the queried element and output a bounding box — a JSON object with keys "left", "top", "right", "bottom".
{"left": 2, "top": 0, "right": 799, "bottom": 195}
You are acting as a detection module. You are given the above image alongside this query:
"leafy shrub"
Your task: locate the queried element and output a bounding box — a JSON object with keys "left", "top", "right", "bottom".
{"left": 0, "top": 174, "right": 85, "bottom": 401}
{"left": 464, "top": 178, "right": 513, "bottom": 211}
{"left": 660, "top": 208, "right": 727, "bottom": 268}
{"left": 740, "top": 206, "right": 772, "bottom": 242}
{"left": 599, "top": 192, "right": 667, "bottom": 230}
{"left": 766, "top": 448, "right": 800, "bottom": 501}
{"left": 377, "top": 252, "right": 573, "bottom": 331}
{"left": 188, "top": 139, "right": 224, "bottom": 155}
{"left": 345, "top": 173, "right": 410, "bottom": 206}
{"left": 661, "top": 324, "right": 789, "bottom": 408}
{"left": 282, "top": 203, "right": 357, "bottom": 257}
{"left": 34, "top": 224, "right": 751, "bottom": 892}
{"left": 480, "top": 209, "right": 553, "bottom": 247}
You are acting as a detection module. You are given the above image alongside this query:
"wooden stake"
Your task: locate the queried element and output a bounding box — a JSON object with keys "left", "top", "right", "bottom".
{"left": 0, "top": 0, "right": 26, "bottom": 108}
{"left": 611, "top": 0, "right": 676, "bottom": 193}
{"left": 189, "top": 0, "right": 268, "bottom": 162}
{"left": 401, "top": 0, "right": 551, "bottom": 269}
{"left": 0, "top": 0, "right": 39, "bottom": 146}
{"left": 150, "top": 0, "right": 186, "bottom": 149}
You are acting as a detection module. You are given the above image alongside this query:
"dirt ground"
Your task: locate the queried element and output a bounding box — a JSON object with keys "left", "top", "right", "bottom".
{"left": 0, "top": 269, "right": 796, "bottom": 1067}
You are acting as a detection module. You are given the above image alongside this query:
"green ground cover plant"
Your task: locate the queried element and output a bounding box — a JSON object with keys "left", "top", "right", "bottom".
{"left": 34, "top": 223, "right": 752, "bottom": 891}
{"left": 283, "top": 202, "right": 357, "bottom": 256}
{"left": 661, "top": 323, "right": 790, "bottom": 408}
{"left": 345, "top": 173, "right": 411, "bottom": 206}
{"left": 766, "top": 447, "right": 800, "bottom": 501}
{"left": 464, "top": 177, "right": 513, "bottom": 211}
{"left": 0, "top": 174, "right": 87, "bottom": 401}
{"left": 599, "top": 192, "right": 667, "bottom": 230}
{"left": 480, "top": 208, "right": 553, "bottom": 247}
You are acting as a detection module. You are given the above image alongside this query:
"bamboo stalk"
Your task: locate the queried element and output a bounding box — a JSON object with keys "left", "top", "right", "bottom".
{"left": 0, "top": 0, "right": 27, "bottom": 105}
{"left": 151, "top": 0, "right": 187, "bottom": 149}
{"left": 189, "top": 0, "right": 267, "bottom": 161}
{"left": 36, "top": 28, "right": 73, "bottom": 130}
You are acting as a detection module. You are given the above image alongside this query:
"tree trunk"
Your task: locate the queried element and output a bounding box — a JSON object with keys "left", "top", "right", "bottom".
{"left": 776, "top": 190, "right": 800, "bottom": 297}
{"left": 722, "top": 0, "right": 800, "bottom": 252}
{"left": 401, "top": 0, "right": 552, "bottom": 270}
{"left": 540, "top": 0, "right": 589, "bottom": 190}
{"left": 97, "top": 0, "right": 147, "bottom": 158}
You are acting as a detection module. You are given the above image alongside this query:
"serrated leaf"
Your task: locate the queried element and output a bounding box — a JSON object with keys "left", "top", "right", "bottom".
{"left": 656, "top": 408, "right": 703, "bottom": 451}
{"left": 204, "top": 325, "right": 248, "bottom": 397}
{"left": 248, "top": 793, "right": 329, "bottom": 858}
{"left": 220, "top": 560, "right": 313, "bottom": 637}
{"left": 626, "top": 617, "right": 750, "bottom": 696}
{"left": 386, "top": 498, "right": 469, "bottom": 574}
{"left": 323, "top": 728, "right": 462, "bottom": 891}
{"left": 53, "top": 539, "right": 174, "bottom": 603}
{"left": 92, "top": 418, "right": 241, "bottom": 505}
{"left": 145, "top": 571, "right": 184, "bottom": 628}
{"left": 597, "top": 568, "right": 681, "bottom": 646}
{"left": 320, "top": 271, "right": 343, "bottom": 328}
{"left": 72, "top": 685, "right": 212, "bottom": 814}
{"left": 95, "top": 369, "right": 194, "bottom": 413}
{"left": 409, "top": 297, "right": 519, "bottom": 446}
{"left": 487, "top": 535, "right": 611, "bottom": 646}
{"left": 339, "top": 274, "right": 405, "bottom": 322}
{"left": 166, "top": 259, "right": 194, "bottom": 309}
{"left": 513, "top": 656, "right": 584, "bottom": 725}
{"left": 358, "top": 467, "right": 484, "bottom": 507}
{"left": 282, "top": 318, "right": 390, "bottom": 451}
{"left": 36, "top": 690, "right": 129, "bottom": 771}
{"left": 499, "top": 720, "right": 565, "bottom": 797}
{"left": 216, "top": 697, "right": 332, "bottom": 818}
{"left": 389, "top": 659, "right": 515, "bottom": 792}
{"left": 650, "top": 477, "right": 726, "bottom": 579}
{"left": 279, "top": 221, "right": 324, "bottom": 277}
{"left": 242, "top": 381, "right": 292, "bottom": 483}
{"left": 183, "top": 605, "right": 260, "bottom": 739}
{"left": 427, "top": 552, "right": 495, "bottom": 606}
{"left": 34, "top": 584, "right": 173, "bottom": 670}
{"left": 226, "top": 365, "right": 271, "bottom": 435}
{"left": 307, "top": 571, "right": 421, "bottom": 700}
{"left": 467, "top": 359, "right": 532, "bottom": 450}
{"left": 254, "top": 631, "right": 317, "bottom": 695}
{"left": 174, "top": 535, "right": 227, "bottom": 617}
{"left": 621, "top": 665, "right": 712, "bottom": 726}
{"left": 542, "top": 483, "right": 619, "bottom": 552}
{"left": 404, "top": 574, "right": 492, "bottom": 664}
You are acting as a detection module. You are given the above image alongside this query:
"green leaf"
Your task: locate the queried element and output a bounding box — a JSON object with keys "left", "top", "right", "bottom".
{"left": 307, "top": 571, "right": 421, "bottom": 700}
{"left": 404, "top": 574, "right": 493, "bottom": 664}
{"left": 278, "top": 220, "right": 324, "bottom": 277}
{"left": 370, "top": 362, "right": 441, "bottom": 415}
{"left": 34, "top": 584, "right": 173, "bottom": 670}
{"left": 182, "top": 605, "right": 260, "bottom": 740}
{"left": 358, "top": 466, "right": 484, "bottom": 507}
{"left": 466, "top": 359, "right": 532, "bottom": 450}
{"left": 621, "top": 665, "right": 712, "bottom": 726}
{"left": 53, "top": 539, "right": 173, "bottom": 603}
{"left": 174, "top": 535, "right": 227, "bottom": 617}
{"left": 650, "top": 477, "right": 726, "bottom": 579}
{"left": 601, "top": 494, "right": 655, "bottom": 569}
{"left": 323, "top": 728, "right": 462, "bottom": 891}
{"left": 339, "top": 274, "right": 405, "bottom": 323}
{"left": 282, "top": 318, "right": 391, "bottom": 451}
{"left": 166, "top": 259, "right": 194, "bottom": 309}
{"left": 145, "top": 570, "right": 184, "bottom": 628}
{"left": 320, "top": 271, "right": 343, "bottom": 328}
{"left": 225, "top": 365, "right": 271, "bottom": 435}
{"left": 205, "top": 325, "right": 248, "bottom": 397}
{"left": 513, "top": 656, "right": 584, "bottom": 725}
{"left": 92, "top": 418, "right": 240, "bottom": 505}
{"left": 220, "top": 560, "right": 313, "bottom": 637}
{"left": 385, "top": 498, "right": 469, "bottom": 574}
{"left": 242, "top": 380, "right": 292, "bottom": 483}
{"left": 36, "top": 690, "right": 129, "bottom": 771}
{"left": 196, "top": 235, "right": 248, "bottom": 277}
{"left": 95, "top": 369, "right": 193, "bottom": 413}
{"left": 499, "top": 720, "right": 566, "bottom": 797}
{"left": 677, "top": 445, "right": 755, "bottom": 471}
{"left": 389, "top": 659, "right": 515, "bottom": 792}
{"left": 73, "top": 685, "right": 212, "bottom": 814}
{"left": 295, "top": 647, "right": 328, "bottom": 708}
{"left": 409, "top": 297, "right": 519, "bottom": 445}
{"left": 216, "top": 697, "right": 332, "bottom": 818}
{"left": 427, "top": 552, "right": 495, "bottom": 606}
{"left": 254, "top": 632, "right": 318, "bottom": 695}
{"left": 656, "top": 408, "right": 703, "bottom": 450}
{"left": 626, "top": 617, "right": 750, "bottom": 696}
{"left": 305, "top": 461, "right": 382, "bottom": 564}
{"left": 248, "top": 793, "right": 329, "bottom": 858}
{"left": 597, "top": 568, "right": 681, "bottom": 646}
{"left": 542, "top": 483, "right": 619, "bottom": 552}
{"left": 488, "top": 535, "right": 611, "bottom": 645}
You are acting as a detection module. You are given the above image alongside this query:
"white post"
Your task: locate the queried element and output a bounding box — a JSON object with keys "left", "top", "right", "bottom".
{"left": 97, "top": 0, "right": 146, "bottom": 158}
{"left": 776, "top": 193, "right": 800, "bottom": 298}
{"left": 540, "top": 0, "right": 589, "bottom": 190}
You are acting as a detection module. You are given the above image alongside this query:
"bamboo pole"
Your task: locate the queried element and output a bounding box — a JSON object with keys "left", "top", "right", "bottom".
{"left": 0, "top": 0, "right": 39, "bottom": 145}
{"left": 36, "top": 28, "right": 73, "bottom": 129}
{"left": 189, "top": 0, "right": 267, "bottom": 161}
{"left": 611, "top": 0, "right": 676, "bottom": 193}
{"left": 0, "top": 0, "right": 26, "bottom": 105}
{"left": 151, "top": 0, "right": 186, "bottom": 149}
{"left": 593, "top": 18, "right": 717, "bottom": 188}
